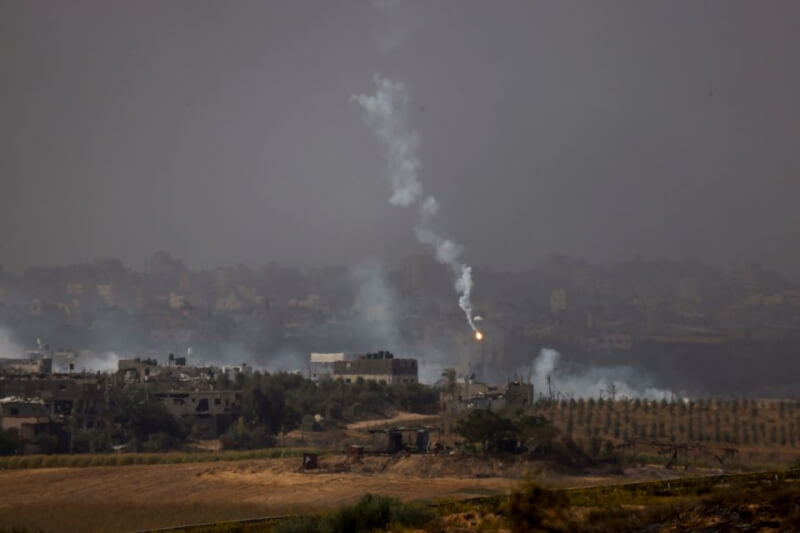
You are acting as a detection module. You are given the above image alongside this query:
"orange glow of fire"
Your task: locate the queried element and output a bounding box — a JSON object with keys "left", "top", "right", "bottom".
{"left": 475, "top": 330, "right": 483, "bottom": 341}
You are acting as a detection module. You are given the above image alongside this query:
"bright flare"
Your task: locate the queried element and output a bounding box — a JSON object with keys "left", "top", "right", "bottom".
{"left": 475, "top": 331, "right": 483, "bottom": 341}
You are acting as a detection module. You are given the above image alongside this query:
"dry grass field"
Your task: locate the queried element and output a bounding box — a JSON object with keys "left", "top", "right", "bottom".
{"left": 428, "top": 471, "right": 800, "bottom": 533}
{"left": 0, "top": 451, "right": 686, "bottom": 533}
{"left": 0, "top": 455, "right": 515, "bottom": 532}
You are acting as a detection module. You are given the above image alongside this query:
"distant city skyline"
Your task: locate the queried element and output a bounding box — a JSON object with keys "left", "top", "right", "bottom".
{"left": 2, "top": 249, "right": 797, "bottom": 279}
{"left": 2, "top": 237, "right": 799, "bottom": 395}
{"left": 0, "top": 250, "right": 800, "bottom": 293}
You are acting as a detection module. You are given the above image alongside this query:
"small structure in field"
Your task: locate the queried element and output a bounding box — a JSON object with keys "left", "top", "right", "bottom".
{"left": 368, "top": 426, "right": 437, "bottom": 454}
{"left": 302, "top": 452, "right": 319, "bottom": 469}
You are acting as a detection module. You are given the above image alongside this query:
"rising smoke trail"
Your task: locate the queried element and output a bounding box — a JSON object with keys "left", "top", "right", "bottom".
{"left": 352, "top": 75, "right": 477, "bottom": 332}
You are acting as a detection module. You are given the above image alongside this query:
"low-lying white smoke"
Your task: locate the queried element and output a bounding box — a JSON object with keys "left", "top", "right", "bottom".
{"left": 0, "top": 327, "right": 23, "bottom": 358}
{"left": 261, "top": 350, "right": 308, "bottom": 374}
{"left": 77, "top": 350, "right": 120, "bottom": 373}
{"left": 527, "top": 348, "right": 674, "bottom": 400}
{"left": 352, "top": 75, "right": 478, "bottom": 332}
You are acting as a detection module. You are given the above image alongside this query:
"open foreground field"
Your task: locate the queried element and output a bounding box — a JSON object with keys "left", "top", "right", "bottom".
{"left": 4, "top": 404, "right": 799, "bottom": 533}
{"left": 0, "top": 455, "right": 503, "bottom": 532}
{"left": 0, "top": 453, "right": 681, "bottom": 533}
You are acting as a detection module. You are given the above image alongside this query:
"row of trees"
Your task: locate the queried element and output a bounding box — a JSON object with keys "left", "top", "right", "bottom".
{"left": 531, "top": 396, "right": 800, "bottom": 447}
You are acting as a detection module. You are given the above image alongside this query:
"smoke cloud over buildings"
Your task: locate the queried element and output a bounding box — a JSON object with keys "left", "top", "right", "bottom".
{"left": 77, "top": 351, "right": 121, "bottom": 373}
{"left": 0, "top": 327, "right": 23, "bottom": 358}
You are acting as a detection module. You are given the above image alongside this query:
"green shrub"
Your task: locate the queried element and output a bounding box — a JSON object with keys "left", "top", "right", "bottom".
{"left": 71, "top": 429, "right": 112, "bottom": 453}
{"left": 321, "top": 494, "right": 434, "bottom": 533}
{"left": 220, "top": 418, "right": 273, "bottom": 450}
{"left": 140, "top": 432, "right": 183, "bottom": 453}
{"left": 0, "top": 430, "right": 20, "bottom": 456}
{"left": 454, "top": 410, "right": 517, "bottom": 452}
{"left": 505, "top": 480, "right": 567, "bottom": 533}
{"left": 273, "top": 516, "right": 320, "bottom": 533}
{"left": 386, "top": 500, "right": 436, "bottom": 529}
{"left": 273, "top": 494, "right": 435, "bottom": 533}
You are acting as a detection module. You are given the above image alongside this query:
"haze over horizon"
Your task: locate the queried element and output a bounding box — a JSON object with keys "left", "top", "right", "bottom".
{"left": 2, "top": 1, "right": 799, "bottom": 275}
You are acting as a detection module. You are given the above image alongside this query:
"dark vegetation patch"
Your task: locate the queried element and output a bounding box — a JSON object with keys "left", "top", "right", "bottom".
{"left": 272, "top": 494, "right": 436, "bottom": 533}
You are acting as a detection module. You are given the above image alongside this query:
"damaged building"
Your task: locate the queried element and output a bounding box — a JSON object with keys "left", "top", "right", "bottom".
{"left": 0, "top": 374, "right": 112, "bottom": 430}
{"left": 309, "top": 352, "right": 344, "bottom": 381}
{"left": 0, "top": 355, "right": 52, "bottom": 375}
{"left": 0, "top": 396, "right": 53, "bottom": 453}
{"left": 153, "top": 390, "right": 242, "bottom": 436}
{"left": 117, "top": 357, "right": 160, "bottom": 382}
{"left": 0, "top": 353, "right": 246, "bottom": 452}
{"left": 439, "top": 370, "right": 534, "bottom": 414}
{"left": 114, "top": 358, "right": 243, "bottom": 437}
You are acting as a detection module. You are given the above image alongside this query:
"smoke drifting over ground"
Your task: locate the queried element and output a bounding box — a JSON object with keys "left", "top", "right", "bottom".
{"left": 352, "top": 76, "right": 477, "bottom": 332}
{"left": 528, "top": 348, "right": 674, "bottom": 400}
{"left": 260, "top": 350, "right": 308, "bottom": 374}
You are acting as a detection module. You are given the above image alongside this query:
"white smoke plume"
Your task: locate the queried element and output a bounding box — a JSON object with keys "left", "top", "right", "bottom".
{"left": 527, "top": 348, "right": 675, "bottom": 400}
{"left": 352, "top": 262, "right": 404, "bottom": 347}
{"left": 352, "top": 75, "right": 478, "bottom": 331}
{"left": 0, "top": 327, "right": 23, "bottom": 358}
{"left": 352, "top": 76, "right": 422, "bottom": 207}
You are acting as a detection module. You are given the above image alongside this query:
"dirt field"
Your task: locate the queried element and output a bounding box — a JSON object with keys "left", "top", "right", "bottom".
{"left": 0, "top": 455, "right": 511, "bottom": 532}
{"left": 0, "top": 453, "right": 676, "bottom": 533}
{"left": 4, "top": 401, "right": 786, "bottom": 532}
{"left": 279, "top": 411, "right": 442, "bottom": 449}
{"left": 346, "top": 412, "right": 440, "bottom": 431}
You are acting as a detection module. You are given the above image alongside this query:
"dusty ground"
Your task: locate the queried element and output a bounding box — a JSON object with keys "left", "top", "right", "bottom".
{"left": 0, "top": 455, "right": 508, "bottom": 532}
{"left": 346, "top": 412, "right": 440, "bottom": 431}
{"left": 0, "top": 453, "right": 679, "bottom": 533}
{"left": 0, "top": 455, "right": 512, "bottom": 511}
{"left": 279, "top": 411, "right": 441, "bottom": 449}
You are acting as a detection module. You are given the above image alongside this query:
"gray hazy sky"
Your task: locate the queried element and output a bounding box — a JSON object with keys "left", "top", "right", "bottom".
{"left": 1, "top": 1, "right": 799, "bottom": 274}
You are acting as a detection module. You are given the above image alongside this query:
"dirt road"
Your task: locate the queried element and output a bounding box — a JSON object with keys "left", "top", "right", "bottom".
{"left": 346, "top": 412, "right": 440, "bottom": 431}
